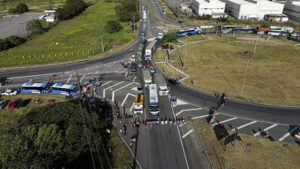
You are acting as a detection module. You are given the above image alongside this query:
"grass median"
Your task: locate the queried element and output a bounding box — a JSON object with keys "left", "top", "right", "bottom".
{"left": 154, "top": 34, "right": 300, "bottom": 106}
{"left": 193, "top": 121, "right": 300, "bottom": 169}
{"left": 0, "top": 0, "right": 136, "bottom": 68}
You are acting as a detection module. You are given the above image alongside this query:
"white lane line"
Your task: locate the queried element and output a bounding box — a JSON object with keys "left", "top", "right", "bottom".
{"left": 112, "top": 82, "right": 135, "bottom": 102}
{"left": 101, "top": 81, "right": 112, "bottom": 87}
{"left": 80, "top": 73, "right": 86, "bottom": 83}
{"left": 232, "top": 120, "right": 257, "bottom": 131}
{"left": 103, "top": 81, "right": 123, "bottom": 98}
{"left": 253, "top": 124, "right": 278, "bottom": 136}
{"left": 182, "top": 129, "right": 194, "bottom": 139}
{"left": 176, "top": 108, "right": 203, "bottom": 116}
{"left": 29, "top": 79, "right": 32, "bottom": 82}
{"left": 132, "top": 76, "right": 136, "bottom": 82}
{"left": 129, "top": 102, "right": 135, "bottom": 113}
{"left": 278, "top": 127, "right": 298, "bottom": 142}
{"left": 212, "top": 117, "right": 238, "bottom": 127}
{"left": 125, "top": 72, "right": 128, "bottom": 77}
{"left": 121, "top": 93, "right": 136, "bottom": 107}
{"left": 191, "top": 114, "right": 209, "bottom": 120}
{"left": 66, "top": 74, "right": 73, "bottom": 83}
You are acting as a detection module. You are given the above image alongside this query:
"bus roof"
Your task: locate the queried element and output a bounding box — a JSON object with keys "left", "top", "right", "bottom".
{"left": 177, "top": 28, "right": 195, "bottom": 33}
{"left": 149, "top": 84, "right": 159, "bottom": 103}
{"left": 51, "top": 83, "right": 76, "bottom": 90}
{"left": 146, "top": 40, "right": 158, "bottom": 51}
{"left": 21, "top": 82, "right": 48, "bottom": 88}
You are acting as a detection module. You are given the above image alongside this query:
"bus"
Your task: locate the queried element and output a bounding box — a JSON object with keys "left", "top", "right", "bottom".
{"left": 142, "top": 68, "right": 152, "bottom": 87}
{"left": 145, "top": 40, "right": 158, "bottom": 60}
{"left": 233, "top": 28, "right": 257, "bottom": 34}
{"left": 20, "top": 82, "right": 50, "bottom": 94}
{"left": 154, "top": 73, "right": 169, "bottom": 96}
{"left": 222, "top": 25, "right": 243, "bottom": 34}
{"left": 134, "top": 93, "right": 144, "bottom": 114}
{"left": 176, "top": 28, "right": 197, "bottom": 37}
{"left": 51, "top": 83, "right": 78, "bottom": 96}
{"left": 149, "top": 84, "right": 159, "bottom": 115}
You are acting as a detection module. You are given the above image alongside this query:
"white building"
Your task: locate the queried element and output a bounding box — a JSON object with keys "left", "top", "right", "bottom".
{"left": 191, "top": 0, "right": 226, "bottom": 18}
{"left": 224, "top": 0, "right": 285, "bottom": 20}
{"left": 284, "top": 0, "right": 300, "bottom": 22}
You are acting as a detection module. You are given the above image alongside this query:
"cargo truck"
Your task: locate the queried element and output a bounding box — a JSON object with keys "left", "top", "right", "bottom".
{"left": 154, "top": 73, "right": 169, "bottom": 96}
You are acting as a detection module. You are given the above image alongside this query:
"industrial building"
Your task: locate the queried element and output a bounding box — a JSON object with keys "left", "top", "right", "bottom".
{"left": 224, "top": 0, "right": 285, "bottom": 20}
{"left": 191, "top": 0, "right": 226, "bottom": 18}
{"left": 284, "top": 0, "right": 300, "bottom": 22}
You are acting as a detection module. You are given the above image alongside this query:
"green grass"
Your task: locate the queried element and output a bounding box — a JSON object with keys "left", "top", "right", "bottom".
{"left": 0, "top": 0, "right": 65, "bottom": 12}
{"left": 193, "top": 121, "right": 300, "bottom": 169}
{"left": 0, "top": 0, "right": 135, "bottom": 68}
{"left": 155, "top": 34, "right": 300, "bottom": 106}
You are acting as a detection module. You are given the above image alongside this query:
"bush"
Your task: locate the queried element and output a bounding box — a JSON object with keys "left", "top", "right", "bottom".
{"left": 6, "top": 36, "right": 27, "bottom": 46}
{"left": 115, "top": 0, "right": 139, "bottom": 22}
{"left": 196, "top": 14, "right": 212, "bottom": 20}
{"left": 261, "top": 23, "right": 270, "bottom": 28}
{"left": 0, "top": 39, "right": 13, "bottom": 51}
{"left": 105, "top": 20, "right": 123, "bottom": 33}
{"left": 217, "top": 16, "right": 229, "bottom": 22}
{"left": 162, "top": 32, "right": 177, "bottom": 44}
{"left": 26, "top": 20, "right": 44, "bottom": 34}
{"left": 56, "top": 0, "right": 87, "bottom": 20}
{"left": 9, "top": 3, "right": 29, "bottom": 14}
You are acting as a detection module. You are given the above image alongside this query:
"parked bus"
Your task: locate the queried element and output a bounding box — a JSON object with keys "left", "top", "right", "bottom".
{"left": 176, "top": 28, "right": 197, "bottom": 37}
{"left": 142, "top": 68, "right": 152, "bottom": 87}
{"left": 149, "top": 84, "right": 159, "bottom": 115}
{"left": 145, "top": 39, "right": 158, "bottom": 60}
{"left": 222, "top": 25, "right": 243, "bottom": 34}
{"left": 51, "top": 83, "right": 78, "bottom": 96}
{"left": 154, "top": 73, "right": 169, "bottom": 96}
{"left": 20, "top": 82, "right": 50, "bottom": 94}
{"left": 134, "top": 93, "right": 144, "bottom": 114}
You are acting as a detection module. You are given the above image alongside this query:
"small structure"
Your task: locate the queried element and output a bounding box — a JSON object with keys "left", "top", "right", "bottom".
{"left": 224, "top": 0, "right": 285, "bottom": 20}
{"left": 264, "top": 14, "right": 289, "bottom": 22}
{"left": 191, "top": 0, "right": 226, "bottom": 18}
{"left": 284, "top": 0, "right": 300, "bottom": 22}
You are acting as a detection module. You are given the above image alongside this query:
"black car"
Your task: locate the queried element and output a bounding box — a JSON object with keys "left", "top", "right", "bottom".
{"left": 17, "top": 99, "right": 30, "bottom": 108}
{"left": 130, "top": 62, "right": 137, "bottom": 73}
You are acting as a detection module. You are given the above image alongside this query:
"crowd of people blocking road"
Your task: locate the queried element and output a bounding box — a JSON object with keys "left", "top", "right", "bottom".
{"left": 207, "top": 93, "right": 228, "bottom": 125}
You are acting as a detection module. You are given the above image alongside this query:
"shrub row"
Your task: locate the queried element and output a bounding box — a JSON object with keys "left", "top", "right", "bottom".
{"left": 0, "top": 36, "right": 26, "bottom": 52}
{"left": 55, "top": 0, "right": 87, "bottom": 20}
{"left": 8, "top": 3, "right": 29, "bottom": 14}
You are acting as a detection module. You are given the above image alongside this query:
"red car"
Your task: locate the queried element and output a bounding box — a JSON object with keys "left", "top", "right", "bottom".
{"left": 8, "top": 100, "right": 18, "bottom": 110}
{"left": 145, "top": 60, "right": 151, "bottom": 68}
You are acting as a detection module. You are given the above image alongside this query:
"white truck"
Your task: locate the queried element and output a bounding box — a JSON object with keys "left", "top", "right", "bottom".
{"left": 145, "top": 39, "right": 158, "bottom": 60}
{"left": 154, "top": 73, "right": 169, "bottom": 96}
{"left": 143, "top": 10, "right": 147, "bottom": 20}
{"left": 142, "top": 68, "right": 152, "bottom": 87}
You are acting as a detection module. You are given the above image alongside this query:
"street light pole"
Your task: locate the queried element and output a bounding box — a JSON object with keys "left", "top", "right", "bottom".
{"left": 183, "top": 34, "right": 187, "bottom": 69}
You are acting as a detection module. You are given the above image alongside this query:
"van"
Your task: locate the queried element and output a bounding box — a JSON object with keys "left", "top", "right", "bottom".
{"left": 130, "top": 62, "right": 137, "bottom": 73}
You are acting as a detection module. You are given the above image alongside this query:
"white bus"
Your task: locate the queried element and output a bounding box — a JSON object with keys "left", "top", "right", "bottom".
{"left": 149, "top": 84, "right": 159, "bottom": 115}
{"left": 145, "top": 39, "right": 158, "bottom": 60}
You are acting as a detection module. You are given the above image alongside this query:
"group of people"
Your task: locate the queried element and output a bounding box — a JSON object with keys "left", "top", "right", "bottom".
{"left": 208, "top": 93, "right": 228, "bottom": 125}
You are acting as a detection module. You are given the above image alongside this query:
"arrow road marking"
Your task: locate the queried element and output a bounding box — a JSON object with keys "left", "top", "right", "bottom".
{"left": 112, "top": 82, "right": 135, "bottom": 102}
{"left": 212, "top": 117, "right": 238, "bottom": 127}
{"left": 278, "top": 127, "right": 298, "bottom": 142}
{"left": 103, "top": 81, "right": 123, "bottom": 98}
{"left": 232, "top": 120, "right": 257, "bottom": 131}
{"left": 176, "top": 108, "right": 203, "bottom": 116}
{"left": 182, "top": 129, "right": 194, "bottom": 139}
{"left": 253, "top": 124, "right": 278, "bottom": 137}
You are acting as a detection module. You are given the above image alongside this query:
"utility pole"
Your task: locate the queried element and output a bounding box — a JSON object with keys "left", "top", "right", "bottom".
{"left": 75, "top": 70, "right": 83, "bottom": 101}
{"left": 98, "top": 25, "right": 104, "bottom": 52}
{"left": 183, "top": 34, "right": 187, "bottom": 69}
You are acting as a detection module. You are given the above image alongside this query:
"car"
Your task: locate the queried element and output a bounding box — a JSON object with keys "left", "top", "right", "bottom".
{"left": 0, "top": 100, "right": 7, "bottom": 109}
{"left": 170, "top": 95, "right": 177, "bottom": 106}
{"left": 138, "top": 62, "right": 143, "bottom": 68}
{"left": 294, "top": 127, "right": 300, "bottom": 139}
{"left": 1, "top": 89, "right": 18, "bottom": 96}
{"left": 130, "top": 62, "right": 137, "bottom": 73}
{"left": 131, "top": 54, "right": 136, "bottom": 62}
{"left": 145, "top": 60, "right": 151, "bottom": 68}
{"left": 8, "top": 100, "right": 18, "bottom": 110}
{"left": 150, "top": 66, "right": 156, "bottom": 74}
{"left": 137, "top": 84, "right": 143, "bottom": 94}
{"left": 158, "top": 32, "right": 163, "bottom": 39}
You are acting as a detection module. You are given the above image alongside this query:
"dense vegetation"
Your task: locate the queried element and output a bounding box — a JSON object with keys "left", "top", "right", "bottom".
{"left": 0, "top": 101, "right": 112, "bottom": 169}
{"left": 8, "top": 2, "right": 29, "bottom": 14}
{"left": 0, "top": 36, "right": 26, "bottom": 52}
{"left": 114, "top": 0, "right": 139, "bottom": 22}
{"left": 55, "top": 0, "right": 87, "bottom": 20}
{"left": 105, "top": 20, "right": 123, "bottom": 33}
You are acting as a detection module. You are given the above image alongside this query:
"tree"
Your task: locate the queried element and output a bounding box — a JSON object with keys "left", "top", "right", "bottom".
{"left": 162, "top": 32, "right": 177, "bottom": 44}
{"left": 55, "top": 8, "right": 69, "bottom": 20}
{"left": 16, "top": 3, "right": 29, "bottom": 13}
{"left": 0, "top": 39, "right": 14, "bottom": 51}
{"left": 6, "top": 36, "right": 26, "bottom": 46}
{"left": 105, "top": 20, "right": 123, "bottom": 33}
{"left": 26, "top": 20, "right": 44, "bottom": 34}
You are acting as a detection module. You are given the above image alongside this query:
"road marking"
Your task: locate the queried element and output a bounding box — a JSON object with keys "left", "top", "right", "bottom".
{"left": 212, "top": 117, "right": 238, "bottom": 127}
{"left": 278, "top": 127, "right": 298, "bottom": 142}
{"left": 66, "top": 74, "right": 73, "bottom": 83}
{"left": 80, "top": 73, "right": 86, "bottom": 83}
{"left": 87, "top": 84, "right": 93, "bottom": 88}
{"left": 29, "top": 79, "right": 32, "bottom": 82}
{"left": 176, "top": 108, "right": 203, "bottom": 116}
{"left": 119, "top": 136, "right": 143, "bottom": 169}
{"left": 232, "top": 120, "right": 257, "bottom": 131}
{"left": 101, "top": 81, "right": 112, "bottom": 87}
{"left": 129, "top": 102, "right": 135, "bottom": 113}
{"left": 253, "top": 124, "right": 278, "bottom": 136}
{"left": 132, "top": 76, "right": 136, "bottom": 82}
{"left": 7, "top": 73, "right": 53, "bottom": 79}
{"left": 121, "top": 93, "right": 136, "bottom": 107}
{"left": 125, "top": 72, "right": 128, "bottom": 77}
{"left": 103, "top": 81, "right": 123, "bottom": 98}
{"left": 191, "top": 114, "right": 209, "bottom": 120}
{"left": 182, "top": 129, "right": 194, "bottom": 139}
{"left": 112, "top": 82, "right": 135, "bottom": 102}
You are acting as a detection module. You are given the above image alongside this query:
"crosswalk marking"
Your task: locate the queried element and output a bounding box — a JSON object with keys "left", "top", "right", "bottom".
{"left": 112, "top": 82, "right": 135, "bottom": 102}
{"left": 121, "top": 93, "right": 136, "bottom": 107}
{"left": 253, "top": 124, "right": 278, "bottom": 136}
{"left": 101, "top": 81, "right": 112, "bottom": 87}
{"left": 232, "top": 120, "right": 257, "bottom": 131}
{"left": 191, "top": 114, "right": 209, "bottom": 120}
{"left": 278, "top": 127, "right": 298, "bottom": 141}
{"left": 212, "top": 117, "right": 238, "bottom": 127}
{"left": 66, "top": 74, "right": 73, "bottom": 83}
{"left": 103, "top": 81, "right": 123, "bottom": 98}
{"left": 80, "top": 74, "right": 86, "bottom": 83}
{"left": 176, "top": 108, "right": 203, "bottom": 116}
{"left": 182, "top": 129, "right": 194, "bottom": 139}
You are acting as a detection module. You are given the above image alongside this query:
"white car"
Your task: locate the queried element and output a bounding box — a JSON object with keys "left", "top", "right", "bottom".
{"left": 1, "top": 89, "right": 18, "bottom": 96}
{"left": 158, "top": 32, "right": 163, "bottom": 39}
{"left": 131, "top": 54, "right": 136, "bottom": 62}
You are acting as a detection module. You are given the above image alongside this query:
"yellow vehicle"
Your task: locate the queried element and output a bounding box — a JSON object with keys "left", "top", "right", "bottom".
{"left": 134, "top": 94, "right": 144, "bottom": 114}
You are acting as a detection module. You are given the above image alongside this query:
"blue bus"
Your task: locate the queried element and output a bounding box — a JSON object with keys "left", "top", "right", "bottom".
{"left": 176, "top": 28, "right": 196, "bottom": 37}
{"left": 20, "top": 82, "right": 50, "bottom": 94}
{"left": 51, "top": 83, "right": 78, "bottom": 96}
